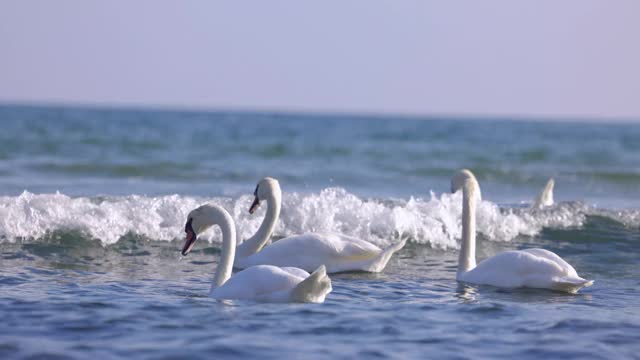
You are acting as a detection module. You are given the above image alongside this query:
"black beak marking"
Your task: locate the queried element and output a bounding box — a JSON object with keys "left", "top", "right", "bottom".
{"left": 182, "top": 218, "right": 197, "bottom": 256}
{"left": 249, "top": 184, "right": 261, "bottom": 214}
{"left": 249, "top": 196, "right": 261, "bottom": 214}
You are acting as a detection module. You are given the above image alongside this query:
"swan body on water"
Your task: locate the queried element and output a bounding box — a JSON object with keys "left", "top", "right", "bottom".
{"left": 234, "top": 177, "right": 406, "bottom": 273}
{"left": 181, "top": 204, "right": 332, "bottom": 303}
{"left": 453, "top": 169, "right": 593, "bottom": 293}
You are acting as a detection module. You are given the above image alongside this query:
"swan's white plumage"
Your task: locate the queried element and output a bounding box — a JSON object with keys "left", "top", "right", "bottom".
{"left": 458, "top": 249, "right": 593, "bottom": 293}
{"left": 237, "top": 232, "right": 406, "bottom": 273}
{"left": 235, "top": 178, "right": 406, "bottom": 273}
{"left": 454, "top": 170, "right": 592, "bottom": 293}
{"left": 210, "top": 265, "right": 330, "bottom": 303}
{"left": 183, "top": 204, "right": 331, "bottom": 303}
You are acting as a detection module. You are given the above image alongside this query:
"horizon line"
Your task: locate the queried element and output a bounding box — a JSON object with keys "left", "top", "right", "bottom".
{"left": 1, "top": 100, "right": 638, "bottom": 125}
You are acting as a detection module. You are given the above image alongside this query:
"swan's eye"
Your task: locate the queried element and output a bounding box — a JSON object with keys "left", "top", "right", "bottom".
{"left": 253, "top": 185, "right": 259, "bottom": 197}
{"left": 185, "top": 218, "right": 193, "bottom": 232}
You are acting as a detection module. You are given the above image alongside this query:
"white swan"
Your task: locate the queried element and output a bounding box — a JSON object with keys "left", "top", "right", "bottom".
{"left": 181, "top": 204, "right": 332, "bottom": 303}
{"left": 453, "top": 169, "right": 593, "bottom": 293}
{"left": 533, "top": 178, "right": 555, "bottom": 208}
{"left": 234, "top": 177, "right": 406, "bottom": 273}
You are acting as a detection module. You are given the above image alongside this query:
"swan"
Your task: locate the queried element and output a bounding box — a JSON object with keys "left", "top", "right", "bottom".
{"left": 453, "top": 169, "right": 593, "bottom": 293}
{"left": 234, "top": 177, "right": 406, "bottom": 273}
{"left": 533, "top": 178, "right": 554, "bottom": 208}
{"left": 180, "top": 204, "right": 332, "bottom": 303}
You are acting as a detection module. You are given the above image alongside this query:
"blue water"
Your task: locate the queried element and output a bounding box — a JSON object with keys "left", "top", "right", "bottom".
{"left": 0, "top": 105, "right": 639, "bottom": 359}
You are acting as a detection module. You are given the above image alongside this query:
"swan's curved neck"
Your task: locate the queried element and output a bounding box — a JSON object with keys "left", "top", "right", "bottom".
{"left": 238, "top": 191, "right": 281, "bottom": 257}
{"left": 458, "top": 179, "right": 477, "bottom": 276}
{"left": 212, "top": 210, "right": 236, "bottom": 288}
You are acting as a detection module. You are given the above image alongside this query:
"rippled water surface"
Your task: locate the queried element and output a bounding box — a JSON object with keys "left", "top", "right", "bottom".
{"left": 0, "top": 105, "right": 639, "bottom": 359}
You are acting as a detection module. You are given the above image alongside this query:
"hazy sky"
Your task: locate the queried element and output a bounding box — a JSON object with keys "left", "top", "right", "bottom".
{"left": 1, "top": 1, "right": 639, "bottom": 119}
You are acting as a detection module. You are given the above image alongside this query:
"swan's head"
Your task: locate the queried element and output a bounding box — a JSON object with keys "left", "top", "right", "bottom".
{"left": 181, "top": 204, "right": 222, "bottom": 256}
{"left": 462, "top": 177, "right": 480, "bottom": 203}
{"left": 451, "top": 169, "right": 482, "bottom": 202}
{"left": 451, "top": 169, "right": 476, "bottom": 193}
{"left": 249, "top": 177, "right": 281, "bottom": 214}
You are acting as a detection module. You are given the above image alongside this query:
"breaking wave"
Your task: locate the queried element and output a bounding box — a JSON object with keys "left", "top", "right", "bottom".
{"left": 1, "top": 188, "right": 637, "bottom": 248}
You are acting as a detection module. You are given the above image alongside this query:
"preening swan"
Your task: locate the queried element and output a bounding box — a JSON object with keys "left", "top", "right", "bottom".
{"left": 533, "top": 178, "right": 555, "bottom": 208}
{"left": 234, "top": 177, "right": 406, "bottom": 273}
{"left": 181, "top": 204, "right": 332, "bottom": 303}
{"left": 453, "top": 169, "right": 593, "bottom": 293}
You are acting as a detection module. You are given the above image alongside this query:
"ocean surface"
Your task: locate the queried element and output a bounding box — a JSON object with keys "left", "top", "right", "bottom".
{"left": 0, "top": 105, "right": 639, "bottom": 359}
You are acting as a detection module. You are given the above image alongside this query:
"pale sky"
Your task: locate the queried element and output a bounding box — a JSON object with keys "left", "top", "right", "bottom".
{"left": 1, "top": 1, "right": 639, "bottom": 120}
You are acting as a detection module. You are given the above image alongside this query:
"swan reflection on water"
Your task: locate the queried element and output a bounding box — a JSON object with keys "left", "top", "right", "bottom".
{"left": 455, "top": 283, "right": 480, "bottom": 303}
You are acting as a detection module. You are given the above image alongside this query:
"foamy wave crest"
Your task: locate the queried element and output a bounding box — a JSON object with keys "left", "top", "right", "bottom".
{"left": 0, "top": 189, "right": 635, "bottom": 247}
{"left": 279, "top": 188, "right": 592, "bottom": 248}
{"left": 0, "top": 191, "right": 204, "bottom": 245}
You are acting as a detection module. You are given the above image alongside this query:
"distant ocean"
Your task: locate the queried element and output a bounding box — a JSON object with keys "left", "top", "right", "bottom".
{"left": 1, "top": 105, "right": 639, "bottom": 359}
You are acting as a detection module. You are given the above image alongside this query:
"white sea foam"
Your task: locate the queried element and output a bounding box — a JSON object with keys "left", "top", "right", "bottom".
{"left": 0, "top": 188, "right": 633, "bottom": 248}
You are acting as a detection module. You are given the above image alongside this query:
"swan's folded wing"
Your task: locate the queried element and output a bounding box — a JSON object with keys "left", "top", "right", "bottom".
{"left": 316, "top": 232, "right": 382, "bottom": 259}
{"left": 237, "top": 232, "right": 395, "bottom": 273}
{"left": 314, "top": 233, "right": 405, "bottom": 273}
{"left": 469, "top": 250, "right": 566, "bottom": 287}
{"left": 267, "top": 232, "right": 381, "bottom": 261}
{"left": 520, "top": 248, "right": 578, "bottom": 276}
{"left": 290, "top": 265, "right": 332, "bottom": 303}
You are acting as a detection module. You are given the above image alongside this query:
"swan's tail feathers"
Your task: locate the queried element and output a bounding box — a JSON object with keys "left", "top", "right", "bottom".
{"left": 364, "top": 238, "right": 408, "bottom": 273}
{"left": 533, "top": 178, "right": 555, "bottom": 208}
{"left": 552, "top": 276, "right": 594, "bottom": 294}
{"left": 291, "top": 265, "right": 332, "bottom": 303}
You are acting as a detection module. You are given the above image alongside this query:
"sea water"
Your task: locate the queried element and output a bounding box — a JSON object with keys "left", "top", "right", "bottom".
{"left": 0, "top": 105, "right": 639, "bottom": 359}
